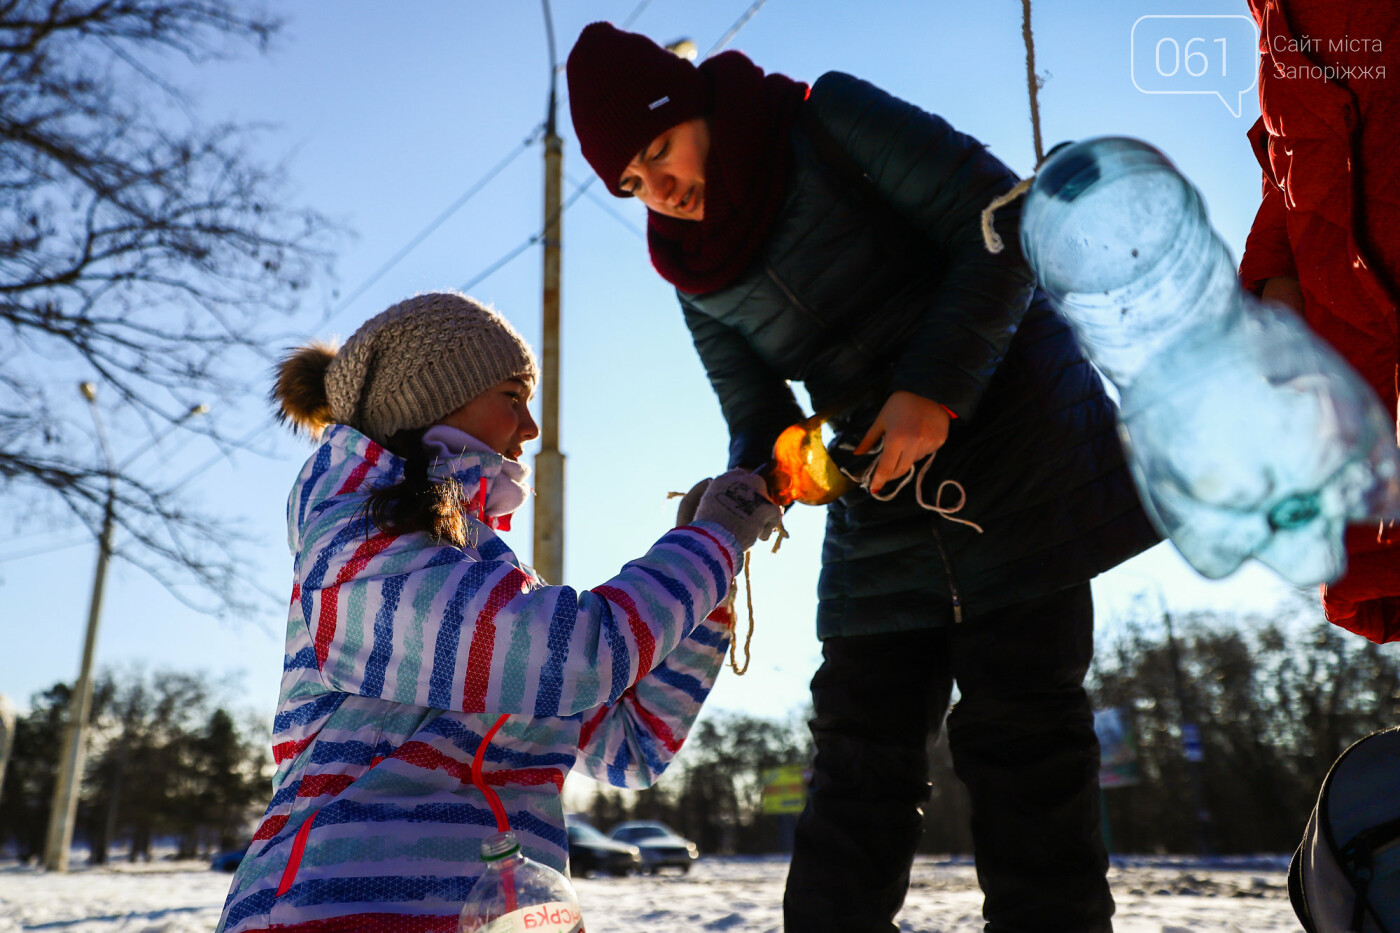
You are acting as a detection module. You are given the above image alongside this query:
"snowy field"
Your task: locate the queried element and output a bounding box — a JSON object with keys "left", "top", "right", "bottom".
{"left": 0, "top": 854, "right": 1298, "bottom": 932}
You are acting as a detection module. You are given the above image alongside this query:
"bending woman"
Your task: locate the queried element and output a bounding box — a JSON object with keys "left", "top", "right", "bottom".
{"left": 567, "top": 23, "right": 1158, "bottom": 933}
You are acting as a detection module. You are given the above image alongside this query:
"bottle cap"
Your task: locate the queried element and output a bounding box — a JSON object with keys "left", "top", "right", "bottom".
{"left": 480, "top": 831, "right": 521, "bottom": 861}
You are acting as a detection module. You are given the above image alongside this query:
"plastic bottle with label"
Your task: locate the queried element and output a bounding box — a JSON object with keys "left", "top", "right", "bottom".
{"left": 1020, "top": 136, "right": 1400, "bottom": 586}
{"left": 458, "top": 831, "right": 583, "bottom": 933}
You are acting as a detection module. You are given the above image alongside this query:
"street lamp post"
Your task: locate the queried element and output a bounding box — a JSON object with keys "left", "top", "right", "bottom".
{"left": 42, "top": 386, "right": 206, "bottom": 871}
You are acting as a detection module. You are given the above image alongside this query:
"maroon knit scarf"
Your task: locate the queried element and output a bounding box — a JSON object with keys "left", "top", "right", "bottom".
{"left": 647, "top": 52, "right": 809, "bottom": 295}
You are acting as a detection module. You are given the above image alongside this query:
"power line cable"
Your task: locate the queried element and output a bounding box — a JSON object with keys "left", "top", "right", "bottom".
{"left": 459, "top": 238, "right": 541, "bottom": 296}
{"left": 569, "top": 171, "right": 646, "bottom": 239}
{"left": 319, "top": 128, "right": 543, "bottom": 329}
{"left": 342, "top": 0, "right": 771, "bottom": 310}
{"left": 620, "top": 0, "right": 654, "bottom": 28}
{"left": 0, "top": 538, "right": 92, "bottom": 565}
{"left": 704, "top": 0, "right": 772, "bottom": 58}
{"left": 166, "top": 419, "right": 276, "bottom": 491}
{"left": 457, "top": 177, "right": 595, "bottom": 294}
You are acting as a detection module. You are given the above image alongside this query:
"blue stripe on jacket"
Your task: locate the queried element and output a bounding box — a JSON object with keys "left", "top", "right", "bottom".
{"left": 534, "top": 597, "right": 577, "bottom": 718}
{"left": 596, "top": 597, "right": 630, "bottom": 703}
{"left": 502, "top": 808, "right": 569, "bottom": 852}
{"left": 273, "top": 691, "right": 346, "bottom": 734}
{"left": 607, "top": 739, "right": 633, "bottom": 786}
{"left": 297, "top": 444, "right": 332, "bottom": 531}
{"left": 479, "top": 535, "right": 511, "bottom": 561}
{"left": 427, "top": 563, "right": 494, "bottom": 709}
{"left": 287, "top": 874, "right": 476, "bottom": 908}
{"left": 649, "top": 663, "right": 711, "bottom": 704}
{"left": 307, "top": 738, "right": 382, "bottom": 768}
{"left": 363, "top": 574, "right": 407, "bottom": 697}
{"left": 636, "top": 565, "right": 698, "bottom": 636}
{"left": 688, "top": 621, "right": 728, "bottom": 649}
{"left": 284, "top": 646, "right": 319, "bottom": 672}
{"left": 300, "top": 514, "right": 373, "bottom": 623}
{"left": 673, "top": 534, "right": 731, "bottom": 597}
{"left": 222, "top": 888, "right": 277, "bottom": 929}
{"left": 314, "top": 798, "right": 499, "bottom": 830}
{"left": 418, "top": 717, "right": 574, "bottom": 770}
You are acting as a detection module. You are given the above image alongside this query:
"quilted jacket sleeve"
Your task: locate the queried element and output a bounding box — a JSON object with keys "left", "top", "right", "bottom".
{"left": 807, "top": 72, "right": 1036, "bottom": 421}
{"left": 1239, "top": 118, "right": 1298, "bottom": 293}
{"left": 572, "top": 612, "right": 731, "bottom": 788}
{"left": 292, "top": 503, "right": 741, "bottom": 718}
{"left": 681, "top": 298, "right": 807, "bottom": 469}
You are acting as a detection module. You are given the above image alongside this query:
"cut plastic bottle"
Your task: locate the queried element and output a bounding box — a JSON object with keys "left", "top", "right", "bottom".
{"left": 763, "top": 412, "right": 854, "bottom": 506}
{"left": 1020, "top": 136, "right": 1400, "bottom": 585}
{"left": 458, "top": 831, "right": 583, "bottom": 933}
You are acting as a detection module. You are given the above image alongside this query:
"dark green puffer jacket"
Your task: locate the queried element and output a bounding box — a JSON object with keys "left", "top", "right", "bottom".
{"left": 679, "top": 71, "right": 1160, "bottom": 637}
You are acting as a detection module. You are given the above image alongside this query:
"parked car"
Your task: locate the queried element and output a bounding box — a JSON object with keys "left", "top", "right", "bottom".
{"left": 607, "top": 820, "right": 699, "bottom": 874}
{"left": 566, "top": 818, "right": 642, "bottom": 877}
{"left": 210, "top": 843, "right": 248, "bottom": 873}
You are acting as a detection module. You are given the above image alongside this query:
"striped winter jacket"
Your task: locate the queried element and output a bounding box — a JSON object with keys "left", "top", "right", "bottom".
{"left": 218, "top": 425, "right": 738, "bottom": 933}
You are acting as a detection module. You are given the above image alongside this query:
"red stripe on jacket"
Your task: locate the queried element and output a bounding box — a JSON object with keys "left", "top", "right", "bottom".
{"left": 251, "top": 813, "right": 289, "bottom": 842}
{"left": 267, "top": 912, "right": 458, "bottom": 932}
{"left": 296, "top": 772, "right": 357, "bottom": 798}
{"left": 460, "top": 569, "right": 530, "bottom": 712}
{"left": 273, "top": 735, "right": 314, "bottom": 765}
{"left": 577, "top": 704, "right": 610, "bottom": 750}
{"left": 314, "top": 531, "right": 397, "bottom": 668}
{"left": 333, "top": 441, "right": 382, "bottom": 495}
{"left": 683, "top": 525, "right": 736, "bottom": 578}
{"left": 625, "top": 688, "right": 682, "bottom": 754}
{"left": 392, "top": 740, "right": 565, "bottom": 791}
{"left": 592, "top": 584, "right": 655, "bottom": 680}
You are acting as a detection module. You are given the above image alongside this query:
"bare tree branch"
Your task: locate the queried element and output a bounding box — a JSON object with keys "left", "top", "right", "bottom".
{"left": 0, "top": 0, "right": 337, "bottom": 615}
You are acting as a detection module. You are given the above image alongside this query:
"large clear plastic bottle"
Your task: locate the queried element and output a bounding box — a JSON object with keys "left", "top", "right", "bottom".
{"left": 1020, "top": 136, "right": 1400, "bottom": 586}
{"left": 458, "top": 831, "right": 583, "bottom": 933}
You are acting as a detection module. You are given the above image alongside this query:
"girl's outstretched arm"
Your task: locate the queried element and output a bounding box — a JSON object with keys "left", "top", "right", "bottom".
{"left": 292, "top": 496, "right": 741, "bottom": 718}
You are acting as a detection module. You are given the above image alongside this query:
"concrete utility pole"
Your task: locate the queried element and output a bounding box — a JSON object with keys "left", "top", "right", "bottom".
{"left": 533, "top": 0, "right": 565, "bottom": 585}
{"left": 43, "top": 385, "right": 206, "bottom": 871}
{"left": 0, "top": 694, "right": 16, "bottom": 813}
{"left": 43, "top": 482, "right": 114, "bottom": 872}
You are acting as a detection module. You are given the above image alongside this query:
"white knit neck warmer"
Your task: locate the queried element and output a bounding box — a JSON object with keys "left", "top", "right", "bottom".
{"left": 421, "top": 424, "right": 531, "bottom": 518}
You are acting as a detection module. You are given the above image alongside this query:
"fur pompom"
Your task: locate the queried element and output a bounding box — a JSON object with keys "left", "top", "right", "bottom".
{"left": 271, "top": 341, "right": 339, "bottom": 438}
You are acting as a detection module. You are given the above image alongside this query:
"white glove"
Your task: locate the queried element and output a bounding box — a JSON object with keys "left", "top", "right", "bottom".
{"left": 692, "top": 469, "right": 782, "bottom": 552}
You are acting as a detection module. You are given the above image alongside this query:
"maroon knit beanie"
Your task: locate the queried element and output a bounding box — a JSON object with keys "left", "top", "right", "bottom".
{"left": 566, "top": 22, "right": 707, "bottom": 195}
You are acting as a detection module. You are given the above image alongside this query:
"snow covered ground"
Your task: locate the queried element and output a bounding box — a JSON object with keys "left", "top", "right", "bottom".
{"left": 0, "top": 854, "right": 1298, "bottom": 932}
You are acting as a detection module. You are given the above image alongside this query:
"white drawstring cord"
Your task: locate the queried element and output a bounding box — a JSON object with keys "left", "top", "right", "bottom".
{"left": 839, "top": 440, "right": 985, "bottom": 533}
{"left": 916, "top": 474, "right": 984, "bottom": 533}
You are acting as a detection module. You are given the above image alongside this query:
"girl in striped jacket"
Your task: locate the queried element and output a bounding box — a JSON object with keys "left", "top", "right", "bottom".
{"left": 217, "top": 291, "right": 779, "bottom": 933}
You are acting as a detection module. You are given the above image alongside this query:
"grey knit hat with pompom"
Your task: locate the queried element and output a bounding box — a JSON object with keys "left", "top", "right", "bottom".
{"left": 325, "top": 291, "right": 538, "bottom": 444}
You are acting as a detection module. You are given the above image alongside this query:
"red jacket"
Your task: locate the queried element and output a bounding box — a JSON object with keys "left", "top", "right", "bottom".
{"left": 1239, "top": 0, "right": 1400, "bottom": 642}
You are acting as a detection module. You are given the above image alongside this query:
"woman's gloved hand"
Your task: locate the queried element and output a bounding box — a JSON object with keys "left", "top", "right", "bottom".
{"left": 684, "top": 469, "right": 781, "bottom": 552}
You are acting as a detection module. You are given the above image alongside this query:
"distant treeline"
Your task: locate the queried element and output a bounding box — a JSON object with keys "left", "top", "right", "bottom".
{"left": 584, "top": 610, "right": 1400, "bottom": 857}
{"left": 1083, "top": 610, "right": 1400, "bottom": 855}
{"left": 3, "top": 611, "right": 1396, "bottom": 863}
{"left": 0, "top": 668, "right": 267, "bottom": 863}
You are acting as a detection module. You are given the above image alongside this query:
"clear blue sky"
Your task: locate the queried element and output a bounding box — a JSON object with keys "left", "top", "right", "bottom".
{"left": 2, "top": 0, "right": 1308, "bottom": 733}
